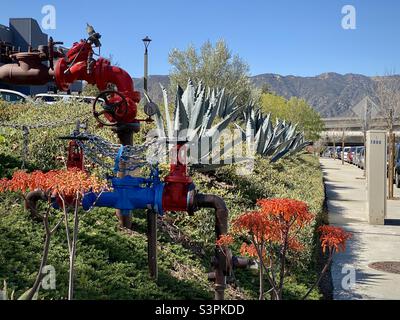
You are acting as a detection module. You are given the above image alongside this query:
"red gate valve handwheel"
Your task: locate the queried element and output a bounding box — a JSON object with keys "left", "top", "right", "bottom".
{"left": 93, "top": 90, "right": 129, "bottom": 126}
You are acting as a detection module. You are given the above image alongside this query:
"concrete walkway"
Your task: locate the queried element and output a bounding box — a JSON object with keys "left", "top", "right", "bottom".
{"left": 320, "top": 158, "right": 400, "bottom": 300}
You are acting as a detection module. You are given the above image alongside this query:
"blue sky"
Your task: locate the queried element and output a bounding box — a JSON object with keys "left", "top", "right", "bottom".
{"left": 1, "top": 0, "right": 400, "bottom": 78}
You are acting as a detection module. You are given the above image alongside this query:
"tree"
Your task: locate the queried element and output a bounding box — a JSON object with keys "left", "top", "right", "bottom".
{"left": 169, "top": 40, "right": 252, "bottom": 105}
{"left": 329, "top": 130, "right": 343, "bottom": 160}
{"left": 374, "top": 73, "right": 400, "bottom": 199}
{"left": 260, "top": 94, "right": 324, "bottom": 141}
{"left": 260, "top": 83, "right": 271, "bottom": 95}
{"left": 313, "top": 132, "right": 329, "bottom": 157}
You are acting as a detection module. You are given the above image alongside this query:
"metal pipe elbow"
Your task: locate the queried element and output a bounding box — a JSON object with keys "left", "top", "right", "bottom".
{"left": 193, "top": 193, "right": 228, "bottom": 235}
{"left": 0, "top": 62, "right": 53, "bottom": 85}
{"left": 25, "top": 190, "right": 49, "bottom": 220}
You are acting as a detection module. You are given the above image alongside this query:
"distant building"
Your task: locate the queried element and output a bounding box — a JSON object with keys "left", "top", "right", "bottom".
{"left": 0, "top": 18, "right": 82, "bottom": 96}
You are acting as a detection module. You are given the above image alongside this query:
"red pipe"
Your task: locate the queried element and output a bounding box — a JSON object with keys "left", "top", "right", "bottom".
{"left": 66, "top": 140, "right": 84, "bottom": 171}
{"left": 54, "top": 41, "right": 140, "bottom": 123}
{"left": 0, "top": 40, "right": 140, "bottom": 124}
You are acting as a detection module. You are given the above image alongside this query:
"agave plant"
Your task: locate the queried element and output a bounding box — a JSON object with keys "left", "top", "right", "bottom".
{"left": 237, "top": 106, "right": 310, "bottom": 162}
{"left": 147, "top": 80, "right": 309, "bottom": 166}
{"left": 144, "top": 80, "right": 243, "bottom": 164}
{"left": 0, "top": 281, "right": 38, "bottom": 300}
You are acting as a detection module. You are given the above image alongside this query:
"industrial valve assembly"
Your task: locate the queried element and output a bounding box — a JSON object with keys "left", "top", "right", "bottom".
{"left": 0, "top": 25, "right": 250, "bottom": 300}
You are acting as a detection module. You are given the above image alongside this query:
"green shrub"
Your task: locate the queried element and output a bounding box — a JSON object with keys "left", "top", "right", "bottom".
{"left": 0, "top": 101, "right": 325, "bottom": 300}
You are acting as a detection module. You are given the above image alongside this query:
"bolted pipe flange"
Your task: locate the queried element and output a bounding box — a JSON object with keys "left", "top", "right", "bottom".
{"left": 232, "top": 256, "right": 253, "bottom": 269}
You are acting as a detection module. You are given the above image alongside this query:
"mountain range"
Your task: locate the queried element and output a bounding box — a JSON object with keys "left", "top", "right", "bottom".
{"left": 133, "top": 72, "right": 393, "bottom": 118}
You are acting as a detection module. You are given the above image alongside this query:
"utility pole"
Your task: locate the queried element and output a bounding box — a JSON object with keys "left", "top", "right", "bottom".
{"left": 388, "top": 108, "right": 395, "bottom": 199}
{"left": 342, "top": 128, "right": 345, "bottom": 165}
{"left": 333, "top": 137, "right": 336, "bottom": 159}
{"left": 363, "top": 99, "right": 372, "bottom": 177}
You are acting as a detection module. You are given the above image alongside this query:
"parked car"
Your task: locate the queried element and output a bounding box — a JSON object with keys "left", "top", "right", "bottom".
{"left": 34, "top": 94, "right": 98, "bottom": 105}
{"left": 335, "top": 147, "right": 342, "bottom": 159}
{"left": 348, "top": 147, "right": 357, "bottom": 164}
{"left": 343, "top": 147, "right": 351, "bottom": 162}
{"left": 395, "top": 144, "right": 400, "bottom": 188}
{"left": 0, "top": 89, "right": 31, "bottom": 103}
{"left": 359, "top": 147, "right": 365, "bottom": 170}
{"left": 323, "top": 147, "right": 335, "bottom": 158}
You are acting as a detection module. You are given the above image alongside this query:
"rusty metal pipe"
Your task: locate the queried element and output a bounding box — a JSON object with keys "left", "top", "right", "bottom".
{"left": 147, "top": 209, "right": 158, "bottom": 280}
{"left": 0, "top": 52, "right": 54, "bottom": 85}
{"left": 25, "top": 190, "right": 48, "bottom": 220}
{"left": 194, "top": 193, "right": 230, "bottom": 300}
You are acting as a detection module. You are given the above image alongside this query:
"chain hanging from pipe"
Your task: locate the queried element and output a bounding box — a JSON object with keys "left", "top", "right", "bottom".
{"left": 0, "top": 113, "right": 92, "bottom": 168}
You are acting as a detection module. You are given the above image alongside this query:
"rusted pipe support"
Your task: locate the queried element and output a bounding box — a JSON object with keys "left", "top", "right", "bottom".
{"left": 194, "top": 193, "right": 231, "bottom": 300}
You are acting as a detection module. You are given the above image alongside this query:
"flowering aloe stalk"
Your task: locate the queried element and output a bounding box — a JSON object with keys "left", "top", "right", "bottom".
{"left": 217, "top": 198, "right": 352, "bottom": 300}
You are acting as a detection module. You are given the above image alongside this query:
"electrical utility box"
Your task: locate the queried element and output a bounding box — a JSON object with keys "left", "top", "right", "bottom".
{"left": 366, "top": 130, "right": 387, "bottom": 225}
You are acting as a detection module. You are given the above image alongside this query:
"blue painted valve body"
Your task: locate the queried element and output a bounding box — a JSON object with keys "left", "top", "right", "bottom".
{"left": 82, "top": 175, "right": 164, "bottom": 215}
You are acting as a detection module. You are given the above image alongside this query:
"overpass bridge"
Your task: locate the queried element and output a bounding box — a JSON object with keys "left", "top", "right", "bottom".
{"left": 322, "top": 117, "right": 400, "bottom": 145}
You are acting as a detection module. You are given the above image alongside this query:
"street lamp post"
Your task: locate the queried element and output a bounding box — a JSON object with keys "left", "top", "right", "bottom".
{"left": 142, "top": 35, "right": 158, "bottom": 281}
{"left": 142, "top": 36, "right": 151, "bottom": 92}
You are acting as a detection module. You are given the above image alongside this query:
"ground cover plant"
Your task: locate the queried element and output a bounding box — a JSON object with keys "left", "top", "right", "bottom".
{"left": 0, "top": 100, "right": 329, "bottom": 300}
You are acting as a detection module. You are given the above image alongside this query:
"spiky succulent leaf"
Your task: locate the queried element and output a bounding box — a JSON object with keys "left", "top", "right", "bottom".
{"left": 152, "top": 79, "right": 309, "bottom": 167}
{"left": 160, "top": 84, "right": 173, "bottom": 138}
{"left": 143, "top": 91, "right": 165, "bottom": 138}
{"left": 173, "top": 86, "right": 189, "bottom": 134}
{"left": 189, "top": 88, "right": 205, "bottom": 131}
{"left": 181, "top": 79, "right": 195, "bottom": 119}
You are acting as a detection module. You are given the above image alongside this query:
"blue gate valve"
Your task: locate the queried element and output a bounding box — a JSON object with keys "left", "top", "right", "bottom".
{"left": 82, "top": 174, "right": 164, "bottom": 215}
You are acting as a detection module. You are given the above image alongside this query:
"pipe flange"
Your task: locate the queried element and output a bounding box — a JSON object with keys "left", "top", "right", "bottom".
{"left": 153, "top": 182, "right": 165, "bottom": 216}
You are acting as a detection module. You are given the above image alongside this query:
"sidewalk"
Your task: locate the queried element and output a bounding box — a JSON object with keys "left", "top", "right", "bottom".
{"left": 320, "top": 158, "right": 400, "bottom": 300}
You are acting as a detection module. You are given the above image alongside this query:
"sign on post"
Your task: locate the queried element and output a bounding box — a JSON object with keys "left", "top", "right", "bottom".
{"left": 366, "top": 130, "right": 387, "bottom": 225}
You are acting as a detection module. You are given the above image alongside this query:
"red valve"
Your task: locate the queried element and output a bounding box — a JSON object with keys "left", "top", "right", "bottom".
{"left": 54, "top": 40, "right": 141, "bottom": 124}
{"left": 162, "top": 143, "right": 195, "bottom": 212}
{"left": 66, "top": 140, "right": 84, "bottom": 171}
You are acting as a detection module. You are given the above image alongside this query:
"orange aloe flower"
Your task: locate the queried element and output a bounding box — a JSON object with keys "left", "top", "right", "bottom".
{"left": 216, "top": 234, "right": 234, "bottom": 247}
{"left": 0, "top": 169, "right": 106, "bottom": 197}
{"left": 257, "top": 198, "right": 314, "bottom": 227}
{"left": 240, "top": 243, "right": 264, "bottom": 258}
{"left": 318, "top": 225, "right": 352, "bottom": 253}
